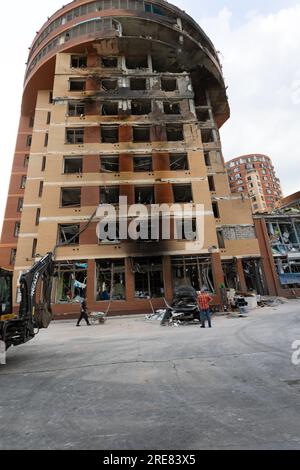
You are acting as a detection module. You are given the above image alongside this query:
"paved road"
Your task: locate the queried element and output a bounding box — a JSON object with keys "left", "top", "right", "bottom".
{"left": 1, "top": 301, "right": 300, "bottom": 450}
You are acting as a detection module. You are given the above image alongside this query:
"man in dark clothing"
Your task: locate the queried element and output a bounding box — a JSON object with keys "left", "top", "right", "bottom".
{"left": 76, "top": 300, "right": 91, "bottom": 327}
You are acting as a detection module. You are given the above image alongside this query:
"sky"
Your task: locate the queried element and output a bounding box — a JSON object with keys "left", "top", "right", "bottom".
{"left": 1, "top": 0, "right": 300, "bottom": 233}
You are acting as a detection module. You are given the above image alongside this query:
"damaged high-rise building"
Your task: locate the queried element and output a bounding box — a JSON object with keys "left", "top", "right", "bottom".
{"left": 0, "top": 0, "right": 268, "bottom": 317}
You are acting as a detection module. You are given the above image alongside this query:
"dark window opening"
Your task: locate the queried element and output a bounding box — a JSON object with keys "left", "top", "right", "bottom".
{"left": 170, "top": 153, "right": 189, "bottom": 171}
{"left": 212, "top": 202, "right": 220, "bottom": 219}
{"left": 53, "top": 261, "right": 87, "bottom": 304}
{"left": 101, "top": 126, "right": 119, "bottom": 143}
{"left": 69, "top": 79, "right": 86, "bottom": 92}
{"left": 101, "top": 57, "right": 118, "bottom": 68}
{"left": 100, "top": 156, "right": 119, "bottom": 173}
{"left": 217, "top": 230, "right": 225, "bottom": 249}
{"left": 44, "top": 133, "right": 49, "bottom": 147}
{"left": 145, "top": 3, "right": 166, "bottom": 15}
{"left": 68, "top": 102, "right": 85, "bottom": 117}
{"left": 196, "top": 108, "right": 210, "bottom": 122}
{"left": 172, "top": 255, "right": 214, "bottom": 292}
{"left": 10, "top": 249, "right": 16, "bottom": 265}
{"left": 101, "top": 79, "right": 118, "bottom": 91}
{"left": 71, "top": 55, "right": 87, "bottom": 68}
{"left": 32, "top": 239, "right": 37, "bottom": 259}
{"left": 47, "top": 112, "right": 51, "bottom": 125}
{"left": 64, "top": 157, "right": 83, "bottom": 174}
{"left": 175, "top": 219, "right": 197, "bottom": 241}
{"left": 29, "top": 116, "right": 34, "bottom": 128}
{"left": 100, "top": 187, "right": 120, "bottom": 205}
{"left": 17, "top": 198, "right": 23, "bottom": 212}
{"left": 49, "top": 92, "right": 53, "bottom": 104}
{"left": 208, "top": 175, "right": 216, "bottom": 192}
{"left": 58, "top": 224, "right": 80, "bottom": 245}
{"left": 135, "top": 186, "right": 155, "bottom": 204}
{"left": 126, "top": 56, "right": 148, "bottom": 69}
{"left": 101, "top": 101, "right": 119, "bottom": 116}
{"left": 161, "top": 78, "right": 177, "bottom": 91}
{"left": 131, "top": 100, "right": 152, "bottom": 115}
{"left": 133, "top": 257, "right": 164, "bottom": 299}
{"left": 133, "top": 156, "right": 153, "bottom": 172}
{"left": 163, "top": 102, "right": 180, "bottom": 115}
{"left": 39, "top": 181, "right": 44, "bottom": 198}
{"left": 66, "top": 128, "right": 84, "bottom": 144}
{"left": 61, "top": 188, "right": 81, "bottom": 208}
{"left": 96, "top": 259, "right": 126, "bottom": 301}
{"left": 173, "top": 184, "right": 193, "bottom": 203}
{"left": 166, "top": 124, "right": 184, "bottom": 141}
{"left": 130, "top": 78, "right": 147, "bottom": 90}
{"left": 201, "top": 129, "right": 215, "bottom": 143}
{"left": 24, "top": 155, "right": 30, "bottom": 167}
{"left": 14, "top": 222, "right": 21, "bottom": 238}
{"left": 26, "top": 135, "right": 32, "bottom": 147}
{"left": 41, "top": 156, "right": 46, "bottom": 172}
{"left": 35, "top": 208, "right": 41, "bottom": 226}
{"left": 204, "top": 152, "right": 211, "bottom": 166}
{"left": 133, "top": 126, "right": 150, "bottom": 143}
{"left": 20, "top": 176, "right": 27, "bottom": 189}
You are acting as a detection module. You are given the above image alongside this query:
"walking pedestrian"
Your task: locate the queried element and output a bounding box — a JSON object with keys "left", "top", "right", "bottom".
{"left": 76, "top": 299, "right": 91, "bottom": 327}
{"left": 197, "top": 287, "right": 213, "bottom": 328}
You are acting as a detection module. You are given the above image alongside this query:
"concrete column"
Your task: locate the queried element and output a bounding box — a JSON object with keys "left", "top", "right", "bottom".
{"left": 236, "top": 258, "right": 247, "bottom": 292}
{"left": 211, "top": 252, "right": 224, "bottom": 301}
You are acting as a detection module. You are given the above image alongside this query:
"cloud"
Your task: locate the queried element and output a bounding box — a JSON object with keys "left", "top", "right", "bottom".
{"left": 199, "top": 5, "right": 300, "bottom": 197}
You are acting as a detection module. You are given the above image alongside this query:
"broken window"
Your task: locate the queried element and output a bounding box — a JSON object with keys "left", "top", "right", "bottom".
{"left": 26, "top": 135, "right": 32, "bottom": 147}
{"left": 175, "top": 219, "right": 197, "bottom": 241}
{"left": 66, "top": 128, "right": 84, "bottom": 144}
{"left": 61, "top": 188, "right": 81, "bottom": 207}
{"left": 208, "top": 175, "right": 216, "bottom": 192}
{"left": 131, "top": 100, "right": 152, "bottom": 115}
{"left": 101, "top": 79, "right": 118, "bottom": 91}
{"left": 24, "top": 155, "right": 30, "bottom": 167}
{"left": 166, "top": 124, "right": 184, "bottom": 141}
{"left": 126, "top": 56, "right": 148, "bottom": 69}
{"left": 14, "top": 222, "right": 21, "bottom": 238}
{"left": 32, "top": 239, "right": 37, "bottom": 258}
{"left": 101, "top": 101, "right": 119, "bottom": 116}
{"left": 201, "top": 129, "right": 215, "bottom": 143}
{"left": 135, "top": 186, "right": 155, "bottom": 204}
{"left": 133, "top": 156, "right": 153, "bottom": 172}
{"left": 44, "top": 133, "right": 49, "bottom": 147}
{"left": 46, "top": 112, "right": 51, "bottom": 125}
{"left": 144, "top": 2, "right": 166, "bottom": 15}
{"left": 71, "top": 55, "right": 87, "bottom": 68}
{"left": 100, "top": 186, "right": 120, "bottom": 205}
{"left": 96, "top": 259, "right": 125, "bottom": 301}
{"left": 53, "top": 261, "right": 88, "bottom": 304}
{"left": 196, "top": 108, "right": 210, "bottom": 122}
{"left": 242, "top": 258, "right": 266, "bottom": 295}
{"left": 39, "top": 181, "right": 44, "bottom": 198}
{"left": 217, "top": 229, "right": 225, "bottom": 249}
{"left": 41, "top": 156, "right": 46, "bottom": 172}
{"left": 204, "top": 152, "right": 211, "bottom": 166}
{"left": 68, "top": 102, "right": 85, "bottom": 117}
{"left": 101, "top": 57, "right": 118, "bottom": 68}
{"left": 17, "top": 198, "right": 23, "bottom": 212}
{"left": 163, "top": 102, "right": 180, "bottom": 115}
{"left": 161, "top": 78, "right": 177, "bottom": 91}
{"left": 170, "top": 153, "right": 188, "bottom": 171}
{"left": 20, "top": 176, "right": 27, "bottom": 189}
{"left": 212, "top": 202, "right": 220, "bottom": 219}
{"left": 58, "top": 224, "right": 80, "bottom": 245}
{"left": 172, "top": 255, "right": 214, "bottom": 292}
{"left": 133, "top": 257, "right": 164, "bottom": 299}
{"left": 133, "top": 126, "right": 150, "bottom": 143}
{"left": 101, "top": 125, "right": 119, "bottom": 143}
{"left": 64, "top": 157, "right": 83, "bottom": 174}
{"left": 100, "top": 156, "right": 119, "bottom": 173}
{"left": 130, "top": 78, "right": 147, "bottom": 90}
{"left": 10, "top": 249, "right": 16, "bottom": 265}
{"left": 173, "top": 184, "right": 193, "bottom": 203}
{"left": 69, "top": 79, "right": 86, "bottom": 92}
{"left": 35, "top": 208, "right": 41, "bottom": 226}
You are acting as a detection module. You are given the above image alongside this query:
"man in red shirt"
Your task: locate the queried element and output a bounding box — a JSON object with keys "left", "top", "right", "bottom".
{"left": 197, "top": 288, "right": 213, "bottom": 328}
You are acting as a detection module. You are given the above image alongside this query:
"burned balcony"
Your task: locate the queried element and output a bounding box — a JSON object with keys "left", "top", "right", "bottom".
{"left": 135, "top": 186, "right": 155, "bottom": 205}
{"left": 131, "top": 100, "right": 152, "bottom": 115}
{"left": 101, "top": 57, "right": 118, "bottom": 68}
{"left": 163, "top": 102, "right": 181, "bottom": 115}
{"left": 66, "top": 128, "right": 84, "bottom": 144}
{"left": 58, "top": 224, "right": 80, "bottom": 245}
{"left": 170, "top": 153, "right": 189, "bottom": 171}
{"left": 100, "top": 187, "right": 120, "bottom": 205}
{"left": 64, "top": 157, "right": 83, "bottom": 174}
{"left": 201, "top": 129, "right": 215, "bottom": 143}
{"left": 68, "top": 102, "right": 85, "bottom": 117}
{"left": 166, "top": 124, "right": 184, "bottom": 142}
{"left": 126, "top": 56, "right": 148, "bottom": 70}
{"left": 100, "top": 156, "right": 119, "bottom": 173}
{"left": 173, "top": 184, "right": 193, "bottom": 203}
{"left": 133, "top": 126, "right": 151, "bottom": 143}
{"left": 133, "top": 156, "right": 153, "bottom": 173}
{"left": 196, "top": 108, "right": 210, "bottom": 122}
{"left": 101, "top": 125, "right": 119, "bottom": 143}
{"left": 101, "top": 101, "right": 119, "bottom": 116}
{"left": 161, "top": 78, "right": 177, "bottom": 92}
{"left": 130, "top": 78, "right": 147, "bottom": 91}
{"left": 101, "top": 79, "right": 118, "bottom": 91}
{"left": 61, "top": 188, "right": 81, "bottom": 208}
{"left": 69, "top": 79, "right": 86, "bottom": 92}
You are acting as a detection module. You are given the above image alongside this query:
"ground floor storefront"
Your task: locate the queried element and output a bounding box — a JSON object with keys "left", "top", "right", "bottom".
{"left": 49, "top": 253, "right": 268, "bottom": 318}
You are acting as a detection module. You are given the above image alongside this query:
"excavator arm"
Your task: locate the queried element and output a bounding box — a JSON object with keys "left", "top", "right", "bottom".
{"left": 0, "top": 253, "right": 54, "bottom": 350}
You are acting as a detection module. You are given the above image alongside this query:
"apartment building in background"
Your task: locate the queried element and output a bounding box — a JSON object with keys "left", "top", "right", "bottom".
{"left": 0, "top": 0, "right": 266, "bottom": 317}
{"left": 226, "top": 154, "right": 283, "bottom": 213}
